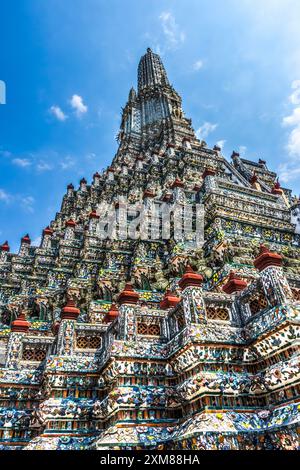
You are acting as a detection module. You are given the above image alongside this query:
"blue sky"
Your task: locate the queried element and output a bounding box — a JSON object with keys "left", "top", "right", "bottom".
{"left": 1, "top": 0, "right": 300, "bottom": 251}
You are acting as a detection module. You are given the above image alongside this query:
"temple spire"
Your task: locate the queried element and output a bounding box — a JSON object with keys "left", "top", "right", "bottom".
{"left": 138, "top": 47, "right": 170, "bottom": 92}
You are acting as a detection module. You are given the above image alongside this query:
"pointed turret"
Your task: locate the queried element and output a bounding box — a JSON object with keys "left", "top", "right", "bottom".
{"left": 138, "top": 48, "right": 170, "bottom": 91}
{"left": 118, "top": 47, "right": 195, "bottom": 145}
{"left": 128, "top": 87, "right": 137, "bottom": 102}
{"left": 1, "top": 241, "right": 10, "bottom": 252}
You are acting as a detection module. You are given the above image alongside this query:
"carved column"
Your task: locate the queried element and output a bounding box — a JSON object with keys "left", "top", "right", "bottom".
{"left": 5, "top": 311, "right": 30, "bottom": 369}
{"left": 56, "top": 299, "right": 80, "bottom": 355}
{"left": 254, "top": 245, "right": 293, "bottom": 306}
{"left": 117, "top": 283, "right": 139, "bottom": 341}
{"left": 179, "top": 266, "right": 206, "bottom": 324}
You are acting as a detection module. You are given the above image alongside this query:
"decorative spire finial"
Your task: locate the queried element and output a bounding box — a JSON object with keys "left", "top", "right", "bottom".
{"left": 138, "top": 48, "right": 169, "bottom": 91}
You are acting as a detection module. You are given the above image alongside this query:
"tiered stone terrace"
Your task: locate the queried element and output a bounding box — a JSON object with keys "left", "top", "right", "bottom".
{"left": 0, "top": 48, "right": 299, "bottom": 450}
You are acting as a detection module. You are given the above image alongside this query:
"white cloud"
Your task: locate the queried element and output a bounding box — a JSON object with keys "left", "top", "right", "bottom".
{"left": 0, "top": 188, "right": 36, "bottom": 213}
{"left": 196, "top": 122, "right": 218, "bottom": 139}
{"left": 159, "top": 12, "right": 185, "bottom": 49}
{"left": 32, "top": 236, "right": 41, "bottom": 247}
{"left": 286, "top": 126, "right": 300, "bottom": 157}
{"left": 20, "top": 196, "right": 35, "bottom": 213}
{"left": 36, "top": 161, "right": 53, "bottom": 172}
{"left": 289, "top": 80, "right": 300, "bottom": 105}
{"left": 193, "top": 60, "right": 204, "bottom": 71}
{"left": 283, "top": 107, "right": 300, "bottom": 127}
{"left": 216, "top": 140, "right": 226, "bottom": 150}
{"left": 85, "top": 152, "right": 96, "bottom": 161}
{"left": 278, "top": 81, "right": 300, "bottom": 183}
{"left": 282, "top": 81, "right": 300, "bottom": 158}
{"left": 12, "top": 158, "right": 32, "bottom": 168}
{"left": 0, "top": 189, "right": 11, "bottom": 203}
{"left": 50, "top": 105, "right": 68, "bottom": 121}
{"left": 60, "top": 156, "right": 76, "bottom": 170}
{"left": 239, "top": 146, "right": 247, "bottom": 156}
{"left": 70, "top": 94, "right": 88, "bottom": 117}
{"left": 278, "top": 162, "right": 300, "bottom": 184}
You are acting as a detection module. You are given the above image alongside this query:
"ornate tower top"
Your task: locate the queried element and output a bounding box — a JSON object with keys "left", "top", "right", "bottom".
{"left": 118, "top": 47, "right": 192, "bottom": 146}
{"left": 138, "top": 47, "right": 170, "bottom": 92}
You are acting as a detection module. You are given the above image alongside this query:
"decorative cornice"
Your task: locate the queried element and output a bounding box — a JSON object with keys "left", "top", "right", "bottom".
{"left": 222, "top": 271, "right": 248, "bottom": 294}
{"left": 118, "top": 283, "right": 139, "bottom": 305}
{"left": 179, "top": 266, "right": 203, "bottom": 290}
{"left": 11, "top": 312, "right": 30, "bottom": 333}
{"left": 254, "top": 245, "right": 282, "bottom": 271}
{"left": 105, "top": 304, "right": 119, "bottom": 323}
{"left": 61, "top": 299, "right": 80, "bottom": 320}
{"left": 160, "top": 290, "right": 181, "bottom": 310}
